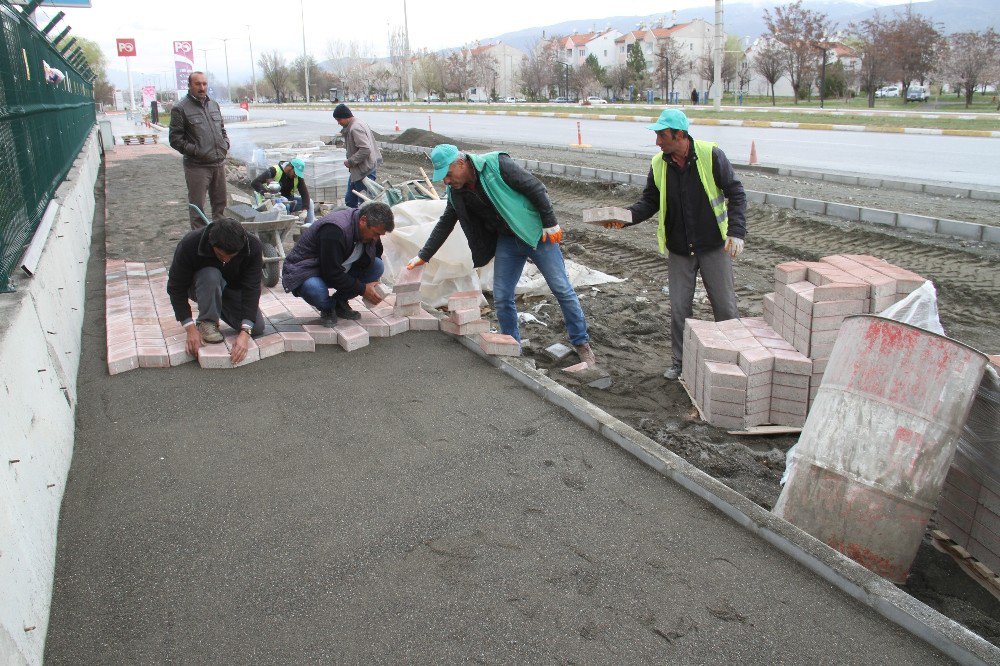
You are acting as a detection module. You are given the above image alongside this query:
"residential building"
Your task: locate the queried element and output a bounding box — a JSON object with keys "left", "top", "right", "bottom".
{"left": 469, "top": 41, "right": 526, "bottom": 99}
{"left": 615, "top": 18, "right": 718, "bottom": 98}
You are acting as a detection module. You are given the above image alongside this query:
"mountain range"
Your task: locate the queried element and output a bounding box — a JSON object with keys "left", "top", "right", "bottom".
{"left": 480, "top": 0, "right": 998, "bottom": 52}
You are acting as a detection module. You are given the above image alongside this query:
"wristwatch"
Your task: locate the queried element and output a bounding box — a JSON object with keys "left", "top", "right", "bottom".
{"left": 241, "top": 323, "right": 253, "bottom": 334}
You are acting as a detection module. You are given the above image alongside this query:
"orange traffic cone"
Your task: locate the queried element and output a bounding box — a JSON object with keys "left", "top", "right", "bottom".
{"left": 394, "top": 119, "right": 400, "bottom": 132}
{"left": 749, "top": 140, "right": 758, "bottom": 165}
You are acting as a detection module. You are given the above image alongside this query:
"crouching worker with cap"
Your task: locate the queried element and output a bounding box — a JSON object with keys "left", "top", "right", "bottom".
{"left": 282, "top": 202, "right": 394, "bottom": 327}
{"left": 251, "top": 158, "right": 315, "bottom": 224}
{"left": 604, "top": 109, "right": 746, "bottom": 380}
{"left": 166, "top": 218, "right": 266, "bottom": 363}
{"left": 406, "top": 144, "right": 597, "bottom": 366}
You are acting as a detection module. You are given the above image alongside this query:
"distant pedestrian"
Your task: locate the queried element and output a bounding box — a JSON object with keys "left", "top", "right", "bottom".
{"left": 168, "top": 71, "right": 231, "bottom": 229}
{"left": 599, "top": 109, "right": 746, "bottom": 380}
{"left": 333, "top": 103, "right": 383, "bottom": 209}
{"left": 690, "top": 88, "right": 699, "bottom": 105}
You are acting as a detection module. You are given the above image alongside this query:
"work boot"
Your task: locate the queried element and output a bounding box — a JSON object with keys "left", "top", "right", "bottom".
{"left": 335, "top": 301, "right": 361, "bottom": 320}
{"left": 197, "top": 321, "right": 224, "bottom": 344}
{"left": 319, "top": 310, "right": 338, "bottom": 328}
{"left": 574, "top": 342, "right": 597, "bottom": 367}
{"left": 663, "top": 362, "right": 682, "bottom": 380}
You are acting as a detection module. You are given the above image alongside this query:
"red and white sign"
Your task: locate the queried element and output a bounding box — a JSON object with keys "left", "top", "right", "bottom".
{"left": 116, "top": 38, "right": 136, "bottom": 57}
{"left": 173, "top": 40, "right": 194, "bottom": 90}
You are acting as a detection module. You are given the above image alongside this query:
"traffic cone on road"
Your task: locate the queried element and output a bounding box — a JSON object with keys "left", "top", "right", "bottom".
{"left": 394, "top": 119, "right": 400, "bottom": 132}
{"left": 749, "top": 140, "right": 758, "bottom": 165}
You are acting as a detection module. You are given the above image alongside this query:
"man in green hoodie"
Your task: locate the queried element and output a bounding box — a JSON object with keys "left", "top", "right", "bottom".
{"left": 406, "top": 144, "right": 596, "bottom": 367}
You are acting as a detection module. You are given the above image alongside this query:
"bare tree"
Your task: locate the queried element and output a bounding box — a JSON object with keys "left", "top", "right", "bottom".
{"left": 763, "top": 0, "right": 833, "bottom": 102}
{"left": 607, "top": 64, "right": 632, "bottom": 100}
{"left": 571, "top": 61, "right": 598, "bottom": 98}
{"left": 886, "top": 7, "right": 941, "bottom": 101}
{"left": 850, "top": 13, "right": 892, "bottom": 107}
{"left": 290, "top": 54, "right": 321, "bottom": 101}
{"left": 722, "top": 35, "right": 744, "bottom": 93}
{"left": 446, "top": 47, "right": 475, "bottom": 98}
{"left": 937, "top": 29, "right": 1000, "bottom": 108}
{"left": 387, "top": 26, "right": 409, "bottom": 101}
{"left": 654, "top": 36, "right": 690, "bottom": 98}
{"left": 415, "top": 51, "right": 447, "bottom": 99}
{"left": 258, "top": 51, "right": 290, "bottom": 102}
{"left": 519, "top": 39, "right": 557, "bottom": 100}
{"left": 751, "top": 37, "right": 787, "bottom": 105}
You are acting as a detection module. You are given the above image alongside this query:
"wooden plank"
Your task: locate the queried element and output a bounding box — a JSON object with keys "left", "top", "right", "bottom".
{"left": 930, "top": 530, "right": 1000, "bottom": 603}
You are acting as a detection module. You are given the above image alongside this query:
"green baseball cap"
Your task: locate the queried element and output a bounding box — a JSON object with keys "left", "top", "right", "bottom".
{"left": 647, "top": 108, "right": 690, "bottom": 132}
{"left": 430, "top": 144, "right": 461, "bottom": 181}
{"left": 289, "top": 158, "right": 305, "bottom": 178}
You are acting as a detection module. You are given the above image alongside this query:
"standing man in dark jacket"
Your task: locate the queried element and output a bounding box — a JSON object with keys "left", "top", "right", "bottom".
{"left": 597, "top": 109, "right": 746, "bottom": 380}
{"left": 333, "top": 104, "right": 382, "bottom": 208}
{"left": 166, "top": 218, "right": 265, "bottom": 363}
{"left": 405, "top": 144, "right": 596, "bottom": 367}
{"left": 282, "top": 202, "right": 394, "bottom": 327}
{"left": 169, "top": 71, "right": 231, "bottom": 229}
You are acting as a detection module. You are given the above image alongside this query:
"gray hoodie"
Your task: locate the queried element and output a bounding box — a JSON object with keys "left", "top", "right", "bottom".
{"left": 341, "top": 117, "right": 383, "bottom": 181}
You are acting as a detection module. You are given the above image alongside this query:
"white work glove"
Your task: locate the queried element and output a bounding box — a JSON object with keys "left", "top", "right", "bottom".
{"left": 305, "top": 206, "right": 316, "bottom": 225}
{"left": 724, "top": 236, "right": 745, "bottom": 258}
{"left": 541, "top": 224, "right": 563, "bottom": 244}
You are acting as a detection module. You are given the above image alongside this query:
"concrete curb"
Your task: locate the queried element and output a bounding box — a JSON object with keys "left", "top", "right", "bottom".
{"left": 227, "top": 119, "right": 287, "bottom": 129}
{"left": 349, "top": 104, "right": 1000, "bottom": 140}
{"left": 378, "top": 142, "right": 996, "bottom": 244}
{"left": 443, "top": 332, "right": 999, "bottom": 665}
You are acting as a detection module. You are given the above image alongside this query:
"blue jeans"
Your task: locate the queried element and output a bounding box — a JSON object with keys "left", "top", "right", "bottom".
{"left": 345, "top": 169, "right": 377, "bottom": 208}
{"left": 295, "top": 257, "right": 384, "bottom": 313}
{"left": 492, "top": 235, "right": 589, "bottom": 345}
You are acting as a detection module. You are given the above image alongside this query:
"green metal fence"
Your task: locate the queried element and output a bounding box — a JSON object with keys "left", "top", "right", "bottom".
{"left": 0, "top": 0, "right": 95, "bottom": 291}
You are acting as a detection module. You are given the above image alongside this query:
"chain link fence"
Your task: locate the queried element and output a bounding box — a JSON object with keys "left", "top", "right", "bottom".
{"left": 0, "top": 0, "right": 95, "bottom": 291}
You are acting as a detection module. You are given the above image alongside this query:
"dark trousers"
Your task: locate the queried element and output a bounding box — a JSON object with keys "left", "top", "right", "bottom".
{"left": 190, "top": 267, "right": 265, "bottom": 335}
{"left": 667, "top": 246, "right": 739, "bottom": 364}
{"left": 345, "top": 169, "right": 376, "bottom": 209}
{"left": 184, "top": 162, "right": 228, "bottom": 229}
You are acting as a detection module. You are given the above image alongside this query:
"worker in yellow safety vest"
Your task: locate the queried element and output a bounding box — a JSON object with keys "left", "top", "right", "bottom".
{"left": 599, "top": 108, "right": 747, "bottom": 380}
{"left": 251, "top": 158, "right": 314, "bottom": 223}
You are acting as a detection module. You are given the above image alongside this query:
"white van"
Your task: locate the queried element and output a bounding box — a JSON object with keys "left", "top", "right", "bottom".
{"left": 906, "top": 85, "right": 929, "bottom": 102}
{"left": 875, "top": 85, "right": 900, "bottom": 98}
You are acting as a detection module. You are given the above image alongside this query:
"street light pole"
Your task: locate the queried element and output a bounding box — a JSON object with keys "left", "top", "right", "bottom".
{"left": 217, "top": 37, "right": 234, "bottom": 103}
{"left": 713, "top": 0, "right": 723, "bottom": 111}
{"left": 404, "top": 0, "right": 414, "bottom": 102}
{"left": 816, "top": 40, "right": 829, "bottom": 108}
{"left": 300, "top": 0, "right": 310, "bottom": 103}
{"left": 246, "top": 24, "right": 259, "bottom": 102}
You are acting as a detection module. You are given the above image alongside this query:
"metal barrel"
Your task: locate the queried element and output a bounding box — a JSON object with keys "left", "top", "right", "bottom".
{"left": 774, "top": 315, "right": 988, "bottom": 583}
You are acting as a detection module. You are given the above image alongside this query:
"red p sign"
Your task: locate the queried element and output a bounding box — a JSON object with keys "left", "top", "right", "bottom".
{"left": 116, "top": 38, "right": 136, "bottom": 57}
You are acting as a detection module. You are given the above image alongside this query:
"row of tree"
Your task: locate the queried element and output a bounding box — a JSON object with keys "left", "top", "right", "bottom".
{"left": 752, "top": 0, "right": 1000, "bottom": 108}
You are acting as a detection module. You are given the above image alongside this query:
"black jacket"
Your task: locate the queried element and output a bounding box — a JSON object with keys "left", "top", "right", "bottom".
{"left": 167, "top": 226, "right": 263, "bottom": 324}
{"left": 418, "top": 154, "right": 557, "bottom": 268}
{"left": 627, "top": 137, "right": 747, "bottom": 256}
{"left": 168, "top": 93, "right": 230, "bottom": 165}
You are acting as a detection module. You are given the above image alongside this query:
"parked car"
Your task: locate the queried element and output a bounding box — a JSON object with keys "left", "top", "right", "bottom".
{"left": 423, "top": 94, "right": 440, "bottom": 102}
{"left": 552, "top": 97, "right": 571, "bottom": 103}
{"left": 503, "top": 96, "right": 517, "bottom": 104}
{"left": 875, "top": 85, "right": 900, "bottom": 98}
{"left": 906, "top": 85, "right": 929, "bottom": 102}
{"left": 584, "top": 96, "right": 607, "bottom": 105}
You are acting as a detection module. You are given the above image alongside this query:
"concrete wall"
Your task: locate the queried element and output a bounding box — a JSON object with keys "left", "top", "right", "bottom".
{"left": 0, "top": 128, "right": 100, "bottom": 665}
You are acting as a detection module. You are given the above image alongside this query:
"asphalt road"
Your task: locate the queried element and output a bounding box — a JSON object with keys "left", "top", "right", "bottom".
{"left": 230, "top": 108, "right": 1000, "bottom": 188}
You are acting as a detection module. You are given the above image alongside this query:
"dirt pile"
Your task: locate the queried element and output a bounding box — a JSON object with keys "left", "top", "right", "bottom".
{"left": 393, "top": 128, "right": 488, "bottom": 151}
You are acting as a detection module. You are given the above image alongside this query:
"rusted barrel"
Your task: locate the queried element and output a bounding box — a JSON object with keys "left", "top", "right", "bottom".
{"left": 774, "top": 315, "right": 988, "bottom": 582}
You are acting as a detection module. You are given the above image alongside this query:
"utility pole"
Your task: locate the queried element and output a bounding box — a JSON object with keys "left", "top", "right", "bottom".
{"left": 404, "top": 0, "right": 414, "bottom": 102}
{"left": 246, "top": 24, "right": 259, "bottom": 102}
{"left": 218, "top": 37, "right": 234, "bottom": 103}
{"left": 300, "top": 0, "right": 310, "bottom": 103}
{"left": 713, "top": 0, "right": 723, "bottom": 111}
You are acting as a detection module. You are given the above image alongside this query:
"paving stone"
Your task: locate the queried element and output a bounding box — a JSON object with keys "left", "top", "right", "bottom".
{"left": 770, "top": 411, "right": 806, "bottom": 428}
{"left": 107, "top": 350, "right": 139, "bottom": 375}
{"left": 256, "top": 333, "right": 286, "bottom": 359}
{"left": 703, "top": 361, "right": 746, "bottom": 390}
{"left": 393, "top": 302, "right": 424, "bottom": 317}
{"left": 303, "top": 324, "right": 339, "bottom": 344}
{"left": 478, "top": 332, "right": 521, "bottom": 356}
{"left": 771, "top": 349, "right": 812, "bottom": 375}
{"left": 448, "top": 290, "right": 481, "bottom": 312}
{"left": 335, "top": 321, "right": 370, "bottom": 351}
{"left": 394, "top": 264, "right": 424, "bottom": 292}
{"left": 359, "top": 314, "right": 391, "bottom": 337}
{"left": 773, "top": 371, "right": 811, "bottom": 389}
{"left": 440, "top": 319, "right": 489, "bottom": 336}
{"left": 381, "top": 314, "right": 410, "bottom": 336}
{"left": 448, "top": 307, "right": 481, "bottom": 325}
{"left": 581, "top": 206, "right": 632, "bottom": 226}
{"left": 771, "top": 398, "right": 808, "bottom": 416}
{"left": 280, "top": 331, "right": 316, "bottom": 352}
{"left": 407, "top": 309, "right": 441, "bottom": 331}
{"left": 543, "top": 342, "right": 573, "bottom": 361}
{"left": 393, "top": 290, "right": 422, "bottom": 307}
{"left": 167, "top": 343, "right": 196, "bottom": 367}
{"left": 197, "top": 344, "right": 233, "bottom": 369}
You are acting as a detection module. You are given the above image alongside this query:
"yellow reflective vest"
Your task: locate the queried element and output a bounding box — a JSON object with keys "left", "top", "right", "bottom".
{"left": 273, "top": 162, "right": 300, "bottom": 196}
{"left": 651, "top": 140, "right": 729, "bottom": 255}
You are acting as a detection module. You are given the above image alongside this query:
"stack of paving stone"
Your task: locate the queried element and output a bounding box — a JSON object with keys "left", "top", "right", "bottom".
{"left": 683, "top": 254, "right": 926, "bottom": 430}
{"left": 439, "top": 290, "right": 520, "bottom": 357}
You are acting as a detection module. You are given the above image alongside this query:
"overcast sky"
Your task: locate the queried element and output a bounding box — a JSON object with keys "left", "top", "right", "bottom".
{"left": 43, "top": 0, "right": 902, "bottom": 89}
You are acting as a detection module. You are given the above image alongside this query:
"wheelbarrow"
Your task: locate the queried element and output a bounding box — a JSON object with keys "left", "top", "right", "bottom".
{"left": 188, "top": 203, "right": 298, "bottom": 288}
